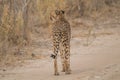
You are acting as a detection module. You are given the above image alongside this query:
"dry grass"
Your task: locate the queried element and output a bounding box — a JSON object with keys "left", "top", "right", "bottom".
{"left": 0, "top": 4, "right": 31, "bottom": 67}
{"left": 0, "top": 0, "right": 120, "bottom": 67}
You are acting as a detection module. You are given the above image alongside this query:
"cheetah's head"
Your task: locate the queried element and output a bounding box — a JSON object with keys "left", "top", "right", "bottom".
{"left": 50, "top": 10, "right": 65, "bottom": 23}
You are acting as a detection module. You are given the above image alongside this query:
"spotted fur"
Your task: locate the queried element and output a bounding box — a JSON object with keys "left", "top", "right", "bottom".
{"left": 50, "top": 10, "right": 71, "bottom": 75}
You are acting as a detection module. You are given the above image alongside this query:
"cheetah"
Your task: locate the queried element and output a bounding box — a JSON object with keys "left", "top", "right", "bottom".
{"left": 50, "top": 10, "right": 71, "bottom": 75}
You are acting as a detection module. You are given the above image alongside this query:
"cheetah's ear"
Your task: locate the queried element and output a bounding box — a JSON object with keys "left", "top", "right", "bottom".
{"left": 50, "top": 13, "right": 52, "bottom": 20}
{"left": 61, "top": 10, "right": 65, "bottom": 14}
{"left": 55, "top": 10, "right": 60, "bottom": 15}
{"left": 50, "top": 15, "right": 56, "bottom": 22}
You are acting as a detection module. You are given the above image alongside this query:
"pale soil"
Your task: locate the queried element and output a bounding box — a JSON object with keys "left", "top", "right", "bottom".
{"left": 0, "top": 19, "right": 120, "bottom": 80}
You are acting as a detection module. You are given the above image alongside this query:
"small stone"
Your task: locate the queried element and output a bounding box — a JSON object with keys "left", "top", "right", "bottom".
{"left": 3, "top": 69, "right": 6, "bottom": 71}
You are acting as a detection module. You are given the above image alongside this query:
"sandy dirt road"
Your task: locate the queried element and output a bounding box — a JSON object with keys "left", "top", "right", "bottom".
{"left": 0, "top": 27, "right": 120, "bottom": 80}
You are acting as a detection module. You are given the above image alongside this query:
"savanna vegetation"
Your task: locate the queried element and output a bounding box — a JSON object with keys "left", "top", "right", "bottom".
{"left": 0, "top": 0, "right": 120, "bottom": 67}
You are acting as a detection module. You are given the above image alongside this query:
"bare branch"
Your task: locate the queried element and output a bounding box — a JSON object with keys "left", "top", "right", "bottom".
{"left": 22, "top": 0, "right": 30, "bottom": 12}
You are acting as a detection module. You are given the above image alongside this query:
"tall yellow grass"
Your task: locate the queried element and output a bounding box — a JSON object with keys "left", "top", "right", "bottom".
{"left": 0, "top": 0, "right": 119, "bottom": 67}
{"left": 0, "top": 4, "right": 29, "bottom": 66}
